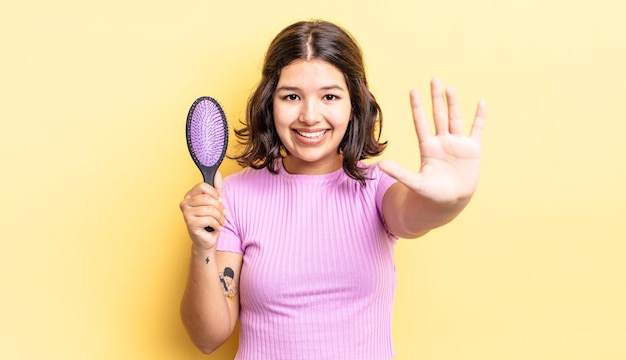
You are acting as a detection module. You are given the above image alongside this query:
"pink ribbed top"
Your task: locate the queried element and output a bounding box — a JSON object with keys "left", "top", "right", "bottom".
{"left": 217, "top": 160, "right": 398, "bottom": 359}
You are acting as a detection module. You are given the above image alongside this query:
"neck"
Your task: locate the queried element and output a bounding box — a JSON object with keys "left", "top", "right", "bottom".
{"left": 282, "top": 155, "right": 343, "bottom": 175}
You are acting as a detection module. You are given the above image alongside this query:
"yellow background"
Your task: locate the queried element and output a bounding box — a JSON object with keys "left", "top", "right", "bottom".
{"left": 1, "top": 0, "right": 625, "bottom": 359}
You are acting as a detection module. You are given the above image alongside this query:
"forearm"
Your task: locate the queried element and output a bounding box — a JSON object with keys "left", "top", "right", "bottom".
{"left": 386, "top": 183, "right": 472, "bottom": 239}
{"left": 180, "top": 248, "right": 234, "bottom": 353}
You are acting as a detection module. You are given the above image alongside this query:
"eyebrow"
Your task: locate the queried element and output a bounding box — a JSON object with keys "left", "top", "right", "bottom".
{"left": 275, "top": 85, "right": 347, "bottom": 92}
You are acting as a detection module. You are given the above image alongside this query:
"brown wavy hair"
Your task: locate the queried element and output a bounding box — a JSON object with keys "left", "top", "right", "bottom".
{"left": 233, "top": 20, "right": 387, "bottom": 184}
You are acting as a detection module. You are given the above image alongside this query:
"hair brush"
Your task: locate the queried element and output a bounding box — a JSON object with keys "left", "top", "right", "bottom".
{"left": 186, "top": 96, "right": 229, "bottom": 232}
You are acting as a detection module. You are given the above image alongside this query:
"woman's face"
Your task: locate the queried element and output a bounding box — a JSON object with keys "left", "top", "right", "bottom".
{"left": 272, "top": 58, "right": 352, "bottom": 175}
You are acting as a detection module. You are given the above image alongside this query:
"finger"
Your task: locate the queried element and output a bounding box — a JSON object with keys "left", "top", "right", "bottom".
{"left": 191, "top": 214, "right": 224, "bottom": 234}
{"left": 214, "top": 171, "right": 223, "bottom": 195}
{"left": 446, "top": 86, "right": 463, "bottom": 135}
{"left": 410, "top": 89, "right": 432, "bottom": 143}
{"left": 470, "top": 100, "right": 487, "bottom": 143}
{"left": 213, "top": 171, "right": 227, "bottom": 218}
{"left": 201, "top": 201, "right": 227, "bottom": 230}
{"left": 378, "top": 159, "right": 419, "bottom": 188}
{"left": 184, "top": 182, "right": 214, "bottom": 199}
{"left": 430, "top": 78, "right": 448, "bottom": 135}
{"left": 184, "top": 199, "right": 226, "bottom": 230}
{"left": 185, "top": 193, "right": 221, "bottom": 208}
{"left": 184, "top": 184, "right": 201, "bottom": 199}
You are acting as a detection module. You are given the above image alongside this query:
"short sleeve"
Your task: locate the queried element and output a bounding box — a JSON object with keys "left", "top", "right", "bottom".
{"left": 215, "top": 177, "right": 244, "bottom": 254}
{"left": 373, "top": 162, "right": 399, "bottom": 242}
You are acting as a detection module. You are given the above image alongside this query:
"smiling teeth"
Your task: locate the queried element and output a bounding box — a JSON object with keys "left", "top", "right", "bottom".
{"left": 297, "top": 130, "right": 326, "bottom": 138}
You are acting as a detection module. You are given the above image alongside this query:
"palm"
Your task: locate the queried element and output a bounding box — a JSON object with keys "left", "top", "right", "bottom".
{"left": 380, "top": 78, "right": 486, "bottom": 203}
{"left": 415, "top": 129, "right": 482, "bottom": 202}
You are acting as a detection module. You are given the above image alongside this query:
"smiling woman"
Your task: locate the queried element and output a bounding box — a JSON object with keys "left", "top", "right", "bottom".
{"left": 272, "top": 58, "right": 352, "bottom": 175}
{"left": 2, "top": 0, "right": 625, "bottom": 359}
{"left": 233, "top": 20, "right": 388, "bottom": 184}
{"left": 178, "top": 19, "right": 486, "bottom": 360}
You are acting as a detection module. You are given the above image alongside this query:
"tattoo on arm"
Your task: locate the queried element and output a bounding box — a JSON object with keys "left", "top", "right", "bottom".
{"left": 219, "top": 267, "right": 239, "bottom": 301}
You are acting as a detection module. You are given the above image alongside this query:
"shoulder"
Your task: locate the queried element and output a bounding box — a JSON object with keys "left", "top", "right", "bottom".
{"left": 362, "top": 161, "right": 398, "bottom": 210}
{"left": 221, "top": 166, "right": 284, "bottom": 199}
{"left": 223, "top": 167, "right": 270, "bottom": 186}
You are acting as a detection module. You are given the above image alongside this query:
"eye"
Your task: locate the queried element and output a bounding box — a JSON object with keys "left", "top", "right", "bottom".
{"left": 323, "top": 94, "right": 338, "bottom": 101}
{"left": 285, "top": 94, "right": 300, "bottom": 101}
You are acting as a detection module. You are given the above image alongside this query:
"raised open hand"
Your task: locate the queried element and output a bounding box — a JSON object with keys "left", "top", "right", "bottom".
{"left": 379, "top": 78, "right": 486, "bottom": 204}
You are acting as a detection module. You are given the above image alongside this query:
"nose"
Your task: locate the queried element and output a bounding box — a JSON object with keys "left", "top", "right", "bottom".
{"left": 299, "top": 99, "right": 321, "bottom": 125}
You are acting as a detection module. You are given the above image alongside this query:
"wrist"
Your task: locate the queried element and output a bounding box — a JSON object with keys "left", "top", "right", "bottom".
{"left": 191, "top": 244, "right": 217, "bottom": 258}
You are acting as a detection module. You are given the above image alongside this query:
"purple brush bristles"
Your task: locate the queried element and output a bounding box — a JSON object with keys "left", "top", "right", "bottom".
{"left": 186, "top": 96, "right": 229, "bottom": 187}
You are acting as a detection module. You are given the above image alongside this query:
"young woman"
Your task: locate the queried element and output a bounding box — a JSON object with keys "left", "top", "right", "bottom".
{"left": 179, "top": 20, "right": 485, "bottom": 359}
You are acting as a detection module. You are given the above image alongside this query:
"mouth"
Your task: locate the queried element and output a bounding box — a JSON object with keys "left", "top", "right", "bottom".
{"left": 294, "top": 129, "right": 328, "bottom": 139}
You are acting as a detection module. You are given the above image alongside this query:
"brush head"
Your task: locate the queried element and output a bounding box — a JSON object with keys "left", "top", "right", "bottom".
{"left": 186, "top": 96, "right": 228, "bottom": 185}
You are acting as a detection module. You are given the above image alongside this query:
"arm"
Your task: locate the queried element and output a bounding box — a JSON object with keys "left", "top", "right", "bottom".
{"left": 380, "top": 78, "right": 486, "bottom": 239}
{"left": 179, "top": 172, "right": 242, "bottom": 353}
{"left": 180, "top": 248, "right": 242, "bottom": 354}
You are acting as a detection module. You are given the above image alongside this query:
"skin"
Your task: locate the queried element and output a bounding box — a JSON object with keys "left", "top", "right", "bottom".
{"left": 273, "top": 58, "right": 352, "bottom": 175}
{"left": 179, "top": 59, "right": 486, "bottom": 353}
{"left": 179, "top": 172, "right": 240, "bottom": 354}
{"left": 380, "top": 78, "right": 486, "bottom": 238}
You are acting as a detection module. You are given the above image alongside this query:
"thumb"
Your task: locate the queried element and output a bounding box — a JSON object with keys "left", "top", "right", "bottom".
{"left": 378, "top": 159, "right": 419, "bottom": 188}
{"left": 214, "top": 170, "right": 223, "bottom": 194}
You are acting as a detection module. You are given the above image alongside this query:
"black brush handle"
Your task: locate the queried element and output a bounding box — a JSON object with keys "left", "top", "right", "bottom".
{"left": 202, "top": 167, "right": 217, "bottom": 232}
